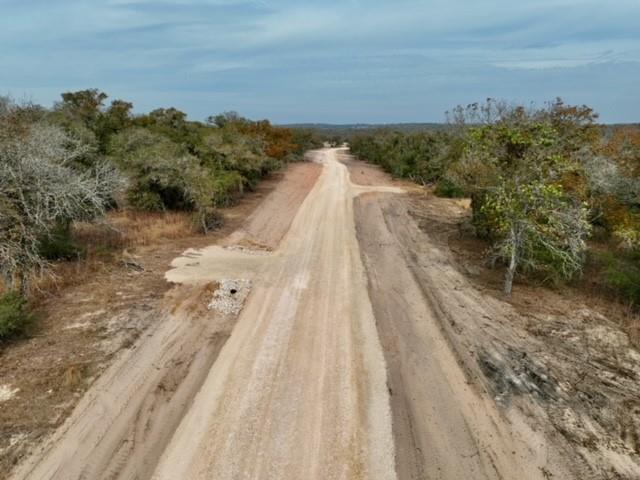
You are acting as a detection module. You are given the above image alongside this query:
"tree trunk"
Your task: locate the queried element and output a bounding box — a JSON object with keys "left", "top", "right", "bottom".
{"left": 504, "top": 227, "right": 518, "bottom": 295}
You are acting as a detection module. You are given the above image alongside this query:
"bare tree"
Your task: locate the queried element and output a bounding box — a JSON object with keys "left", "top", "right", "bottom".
{"left": 0, "top": 122, "right": 123, "bottom": 293}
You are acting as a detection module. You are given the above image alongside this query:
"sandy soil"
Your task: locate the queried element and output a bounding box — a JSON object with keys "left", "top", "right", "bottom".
{"left": 153, "top": 149, "right": 401, "bottom": 479}
{"left": 224, "top": 158, "right": 321, "bottom": 250}
{"left": 345, "top": 155, "right": 640, "bottom": 479}
{"left": 5, "top": 161, "right": 321, "bottom": 480}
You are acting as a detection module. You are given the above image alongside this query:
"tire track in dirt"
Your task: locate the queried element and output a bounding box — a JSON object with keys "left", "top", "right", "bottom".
{"left": 152, "top": 148, "right": 400, "bottom": 479}
{"left": 346, "top": 153, "right": 575, "bottom": 479}
{"left": 10, "top": 161, "right": 321, "bottom": 480}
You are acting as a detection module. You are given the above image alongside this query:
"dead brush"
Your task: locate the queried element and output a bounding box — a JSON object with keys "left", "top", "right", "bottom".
{"left": 74, "top": 210, "right": 195, "bottom": 249}
{"left": 32, "top": 256, "right": 107, "bottom": 295}
{"left": 63, "top": 365, "right": 85, "bottom": 388}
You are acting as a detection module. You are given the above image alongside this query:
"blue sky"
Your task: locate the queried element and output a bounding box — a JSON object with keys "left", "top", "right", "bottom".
{"left": 1, "top": 0, "right": 639, "bottom": 123}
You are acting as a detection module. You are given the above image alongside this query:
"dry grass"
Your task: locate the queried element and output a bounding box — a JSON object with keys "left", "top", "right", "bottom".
{"left": 620, "top": 308, "right": 640, "bottom": 346}
{"left": 63, "top": 365, "right": 85, "bottom": 388}
{"left": 75, "top": 210, "right": 195, "bottom": 249}
{"left": 31, "top": 210, "right": 196, "bottom": 296}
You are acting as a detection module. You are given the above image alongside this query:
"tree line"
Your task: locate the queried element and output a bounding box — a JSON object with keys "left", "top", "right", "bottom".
{"left": 350, "top": 99, "right": 640, "bottom": 299}
{"left": 0, "top": 89, "right": 323, "bottom": 338}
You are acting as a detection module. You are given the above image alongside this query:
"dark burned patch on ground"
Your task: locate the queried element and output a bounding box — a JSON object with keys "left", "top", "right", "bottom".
{"left": 477, "top": 347, "right": 558, "bottom": 403}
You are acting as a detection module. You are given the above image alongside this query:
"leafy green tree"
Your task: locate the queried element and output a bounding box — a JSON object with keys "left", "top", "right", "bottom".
{"left": 52, "top": 90, "right": 134, "bottom": 157}
{"left": 207, "top": 111, "right": 246, "bottom": 129}
{"left": 109, "top": 128, "right": 196, "bottom": 210}
{"left": 481, "top": 181, "right": 590, "bottom": 294}
{"left": 95, "top": 100, "right": 134, "bottom": 150}
{"left": 57, "top": 89, "right": 108, "bottom": 126}
{"left": 290, "top": 128, "right": 324, "bottom": 155}
{"left": 452, "top": 100, "right": 593, "bottom": 294}
{"left": 134, "top": 107, "right": 202, "bottom": 152}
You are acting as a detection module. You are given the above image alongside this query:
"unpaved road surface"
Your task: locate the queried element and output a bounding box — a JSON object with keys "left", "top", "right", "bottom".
{"left": 12, "top": 148, "right": 633, "bottom": 479}
{"left": 154, "top": 148, "right": 400, "bottom": 479}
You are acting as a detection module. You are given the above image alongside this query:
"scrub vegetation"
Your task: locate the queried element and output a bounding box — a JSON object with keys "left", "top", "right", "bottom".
{"left": 350, "top": 99, "right": 640, "bottom": 300}
{"left": 0, "top": 90, "right": 322, "bottom": 340}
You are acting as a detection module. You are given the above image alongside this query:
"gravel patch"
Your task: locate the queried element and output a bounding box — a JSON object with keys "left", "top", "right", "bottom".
{"left": 208, "top": 279, "right": 252, "bottom": 315}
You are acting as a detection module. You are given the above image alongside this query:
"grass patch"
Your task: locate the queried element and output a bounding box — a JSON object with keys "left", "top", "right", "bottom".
{"left": 434, "top": 177, "right": 465, "bottom": 198}
{"left": 74, "top": 210, "right": 195, "bottom": 250}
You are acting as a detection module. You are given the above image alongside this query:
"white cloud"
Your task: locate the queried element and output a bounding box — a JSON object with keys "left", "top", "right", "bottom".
{"left": 0, "top": 0, "right": 638, "bottom": 122}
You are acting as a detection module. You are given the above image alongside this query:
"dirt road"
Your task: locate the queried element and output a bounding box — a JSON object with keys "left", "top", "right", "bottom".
{"left": 154, "top": 148, "right": 401, "bottom": 479}
{"left": 12, "top": 148, "right": 608, "bottom": 479}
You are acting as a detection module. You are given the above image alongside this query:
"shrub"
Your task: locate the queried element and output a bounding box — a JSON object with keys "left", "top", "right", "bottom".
{"left": 434, "top": 176, "right": 465, "bottom": 198}
{"left": 0, "top": 292, "right": 34, "bottom": 340}
{"left": 192, "top": 206, "right": 224, "bottom": 234}
{"left": 212, "top": 171, "right": 245, "bottom": 207}
{"left": 126, "top": 189, "right": 165, "bottom": 212}
{"left": 600, "top": 250, "right": 640, "bottom": 305}
{"left": 39, "top": 222, "right": 82, "bottom": 261}
{"left": 349, "top": 130, "right": 453, "bottom": 185}
{"left": 111, "top": 129, "right": 208, "bottom": 211}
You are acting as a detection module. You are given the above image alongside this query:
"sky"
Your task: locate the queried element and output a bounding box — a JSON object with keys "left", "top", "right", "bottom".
{"left": 1, "top": 0, "right": 639, "bottom": 123}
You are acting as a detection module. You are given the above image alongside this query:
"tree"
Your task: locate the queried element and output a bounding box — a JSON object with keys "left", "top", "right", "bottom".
{"left": 134, "top": 107, "right": 202, "bottom": 152}
{"left": 94, "top": 100, "right": 134, "bottom": 150}
{"left": 0, "top": 123, "right": 122, "bottom": 293}
{"left": 207, "top": 111, "right": 245, "bottom": 129}
{"left": 481, "top": 181, "right": 590, "bottom": 294}
{"left": 51, "top": 90, "right": 136, "bottom": 156}
{"left": 57, "top": 89, "right": 108, "bottom": 126}
{"left": 109, "top": 127, "right": 195, "bottom": 210}
{"left": 452, "top": 99, "right": 593, "bottom": 294}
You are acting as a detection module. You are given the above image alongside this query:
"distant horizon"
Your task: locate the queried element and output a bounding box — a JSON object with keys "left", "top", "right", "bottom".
{"left": 4, "top": 89, "right": 638, "bottom": 127}
{"left": 279, "top": 120, "right": 640, "bottom": 127}
{"left": 4, "top": 88, "right": 639, "bottom": 126}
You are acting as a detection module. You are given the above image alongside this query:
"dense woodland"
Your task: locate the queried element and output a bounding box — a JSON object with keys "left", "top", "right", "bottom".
{"left": 0, "top": 89, "right": 322, "bottom": 338}
{"left": 350, "top": 99, "right": 640, "bottom": 302}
